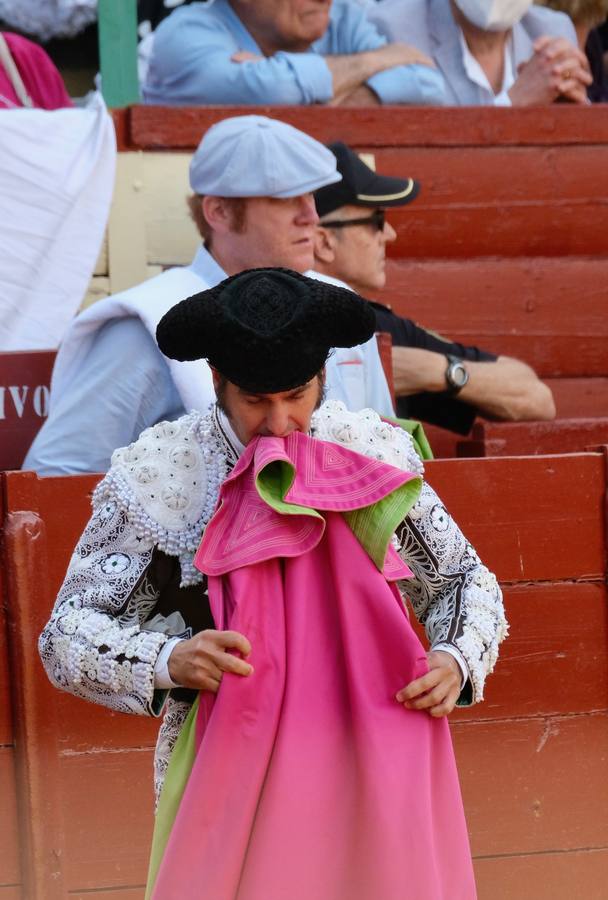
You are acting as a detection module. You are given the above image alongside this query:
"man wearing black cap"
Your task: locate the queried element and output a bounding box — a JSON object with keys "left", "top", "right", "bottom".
{"left": 39, "top": 270, "right": 505, "bottom": 900}
{"left": 313, "top": 142, "right": 555, "bottom": 435}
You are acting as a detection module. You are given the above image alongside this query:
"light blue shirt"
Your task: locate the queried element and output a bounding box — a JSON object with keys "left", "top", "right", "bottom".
{"left": 24, "top": 246, "right": 393, "bottom": 476}
{"left": 143, "top": 0, "right": 446, "bottom": 106}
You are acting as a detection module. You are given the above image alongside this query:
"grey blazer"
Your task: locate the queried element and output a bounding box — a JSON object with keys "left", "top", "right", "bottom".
{"left": 368, "top": 0, "right": 577, "bottom": 105}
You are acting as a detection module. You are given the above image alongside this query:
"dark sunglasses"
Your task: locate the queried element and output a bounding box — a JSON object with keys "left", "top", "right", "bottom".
{"left": 320, "top": 208, "right": 386, "bottom": 233}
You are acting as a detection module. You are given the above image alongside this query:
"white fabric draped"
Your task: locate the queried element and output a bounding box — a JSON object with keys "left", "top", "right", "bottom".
{"left": 0, "top": 0, "right": 97, "bottom": 41}
{"left": 0, "top": 91, "right": 116, "bottom": 351}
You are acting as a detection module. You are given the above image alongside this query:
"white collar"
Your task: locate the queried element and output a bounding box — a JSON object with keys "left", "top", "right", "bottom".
{"left": 458, "top": 29, "right": 514, "bottom": 103}
{"left": 216, "top": 406, "right": 247, "bottom": 458}
{"left": 213, "top": 406, "right": 319, "bottom": 459}
{"left": 189, "top": 244, "right": 228, "bottom": 288}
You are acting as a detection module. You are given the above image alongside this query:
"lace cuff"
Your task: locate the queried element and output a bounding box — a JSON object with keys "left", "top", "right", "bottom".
{"left": 39, "top": 496, "right": 169, "bottom": 715}
{"left": 154, "top": 697, "right": 193, "bottom": 808}
{"left": 396, "top": 481, "right": 507, "bottom": 704}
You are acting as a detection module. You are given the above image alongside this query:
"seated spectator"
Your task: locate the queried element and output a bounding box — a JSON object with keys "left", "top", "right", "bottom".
{"left": 312, "top": 143, "right": 555, "bottom": 433}
{"left": 369, "top": 0, "right": 592, "bottom": 105}
{"left": 537, "top": 0, "right": 608, "bottom": 99}
{"left": 0, "top": 32, "right": 72, "bottom": 109}
{"left": 143, "top": 0, "right": 447, "bottom": 106}
{"left": 24, "top": 116, "right": 393, "bottom": 476}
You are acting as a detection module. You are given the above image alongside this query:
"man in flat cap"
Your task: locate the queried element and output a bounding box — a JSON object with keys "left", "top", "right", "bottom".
{"left": 313, "top": 142, "right": 555, "bottom": 437}
{"left": 40, "top": 269, "right": 506, "bottom": 900}
{"left": 25, "top": 116, "right": 393, "bottom": 476}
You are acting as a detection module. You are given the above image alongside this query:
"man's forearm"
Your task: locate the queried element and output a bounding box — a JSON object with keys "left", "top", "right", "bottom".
{"left": 392, "top": 348, "right": 556, "bottom": 421}
{"left": 325, "top": 42, "right": 435, "bottom": 103}
{"left": 333, "top": 83, "right": 380, "bottom": 107}
{"left": 458, "top": 356, "right": 556, "bottom": 421}
{"left": 325, "top": 50, "right": 385, "bottom": 101}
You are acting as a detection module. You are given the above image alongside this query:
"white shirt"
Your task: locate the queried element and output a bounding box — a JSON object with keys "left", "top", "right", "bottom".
{"left": 459, "top": 30, "right": 515, "bottom": 106}
{"left": 26, "top": 246, "right": 394, "bottom": 476}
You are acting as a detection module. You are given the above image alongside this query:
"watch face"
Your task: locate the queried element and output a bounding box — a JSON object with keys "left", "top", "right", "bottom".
{"left": 446, "top": 357, "right": 469, "bottom": 392}
{"left": 452, "top": 363, "right": 468, "bottom": 388}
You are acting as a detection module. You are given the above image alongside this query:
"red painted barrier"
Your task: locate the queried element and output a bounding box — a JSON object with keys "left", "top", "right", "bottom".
{"left": 458, "top": 417, "right": 608, "bottom": 457}
{"left": 0, "top": 352, "right": 54, "bottom": 471}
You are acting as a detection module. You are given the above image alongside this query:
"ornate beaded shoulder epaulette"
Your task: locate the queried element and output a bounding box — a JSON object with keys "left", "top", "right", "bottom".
{"left": 93, "top": 411, "right": 228, "bottom": 586}
{"left": 311, "top": 400, "right": 424, "bottom": 476}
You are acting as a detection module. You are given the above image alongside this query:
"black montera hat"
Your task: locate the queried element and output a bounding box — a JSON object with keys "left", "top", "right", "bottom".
{"left": 314, "top": 141, "right": 419, "bottom": 218}
{"left": 156, "top": 268, "right": 376, "bottom": 394}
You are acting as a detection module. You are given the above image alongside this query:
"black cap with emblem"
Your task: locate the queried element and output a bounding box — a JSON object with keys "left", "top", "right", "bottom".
{"left": 314, "top": 141, "right": 419, "bottom": 218}
{"left": 156, "top": 268, "right": 376, "bottom": 394}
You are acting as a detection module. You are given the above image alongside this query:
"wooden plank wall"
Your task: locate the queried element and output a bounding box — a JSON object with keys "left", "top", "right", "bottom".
{"left": 0, "top": 490, "right": 21, "bottom": 899}
{"left": 459, "top": 417, "right": 608, "bottom": 457}
{"left": 95, "top": 106, "right": 608, "bottom": 387}
{"left": 86, "top": 106, "right": 608, "bottom": 462}
{"left": 1, "top": 449, "right": 606, "bottom": 898}
{"left": 425, "top": 452, "right": 608, "bottom": 898}
{"left": 1, "top": 473, "right": 159, "bottom": 899}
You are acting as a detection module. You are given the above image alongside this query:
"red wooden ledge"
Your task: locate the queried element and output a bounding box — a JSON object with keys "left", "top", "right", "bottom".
{"left": 114, "top": 106, "right": 608, "bottom": 152}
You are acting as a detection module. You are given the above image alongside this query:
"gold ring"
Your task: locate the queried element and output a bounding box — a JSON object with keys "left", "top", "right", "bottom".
{"left": 563, "top": 69, "right": 571, "bottom": 79}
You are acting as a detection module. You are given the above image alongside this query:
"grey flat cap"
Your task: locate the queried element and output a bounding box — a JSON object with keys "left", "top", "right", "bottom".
{"left": 189, "top": 115, "right": 341, "bottom": 198}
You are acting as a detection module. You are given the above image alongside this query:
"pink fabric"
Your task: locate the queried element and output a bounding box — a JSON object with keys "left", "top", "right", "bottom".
{"left": 196, "top": 432, "right": 414, "bottom": 579}
{"left": 0, "top": 33, "right": 72, "bottom": 110}
{"left": 153, "top": 435, "right": 476, "bottom": 900}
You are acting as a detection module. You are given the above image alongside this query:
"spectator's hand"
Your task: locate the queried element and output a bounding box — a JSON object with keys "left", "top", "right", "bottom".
{"left": 331, "top": 84, "right": 380, "bottom": 107}
{"left": 396, "top": 650, "right": 461, "bottom": 717}
{"left": 374, "top": 41, "right": 436, "bottom": 71}
{"left": 168, "top": 629, "right": 253, "bottom": 692}
{"left": 231, "top": 50, "right": 263, "bottom": 63}
{"left": 509, "top": 36, "right": 591, "bottom": 106}
{"left": 534, "top": 35, "right": 591, "bottom": 103}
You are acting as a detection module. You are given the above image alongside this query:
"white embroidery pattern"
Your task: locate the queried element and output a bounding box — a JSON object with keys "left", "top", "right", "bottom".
{"left": 154, "top": 697, "right": 193, "bottom": 808}
{"left": 40, "top": 402, "right": 506, "bottom": 798}
{"left": 95, "top": 409, "right": 232, "bottom": 586}
{"left": 396, "top": 482, "right": 508, "bottom": 702}
{"left": 311, "top": 400, "right": 424, "bottom": 475}
{"left": 38, "top": 501, "right": 165, "bottom": 715}
{"left": 39, "top": 409, "right": 238, "bottom": 719}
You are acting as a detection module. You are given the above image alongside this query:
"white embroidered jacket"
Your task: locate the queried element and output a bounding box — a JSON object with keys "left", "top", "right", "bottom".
{"left": 39, "top": 401, "right": 507, "bottom": 801}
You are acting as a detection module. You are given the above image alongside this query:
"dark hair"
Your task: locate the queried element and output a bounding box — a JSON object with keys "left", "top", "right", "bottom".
{"left": 215, "top": 371, "right": 327, "bottom": 415}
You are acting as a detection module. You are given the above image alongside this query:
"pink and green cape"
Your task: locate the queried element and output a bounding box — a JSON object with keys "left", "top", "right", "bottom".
{"left": 146, "top": 431, "right": 476, "bottom": 900}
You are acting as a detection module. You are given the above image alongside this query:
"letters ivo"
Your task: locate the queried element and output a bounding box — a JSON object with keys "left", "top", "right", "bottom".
{"left": 0, "top": 385, "right": 50, "bottom": 419}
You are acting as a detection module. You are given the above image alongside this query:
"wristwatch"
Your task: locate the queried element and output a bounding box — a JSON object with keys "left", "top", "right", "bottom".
{"left": 444, "top": 355, "right": 469, "bottom": 394}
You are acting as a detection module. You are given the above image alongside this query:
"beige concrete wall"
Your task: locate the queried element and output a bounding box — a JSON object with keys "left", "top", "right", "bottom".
{"left": 82, "top": 151, "right": 200, "bottom": 308}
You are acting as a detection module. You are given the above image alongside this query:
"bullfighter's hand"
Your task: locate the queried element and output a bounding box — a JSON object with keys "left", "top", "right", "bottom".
{"left": 168, "top": 629, "right": 253, "bottom": 693}
{"left": 395, "top": 650, "right": 462, "bottom": 717}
